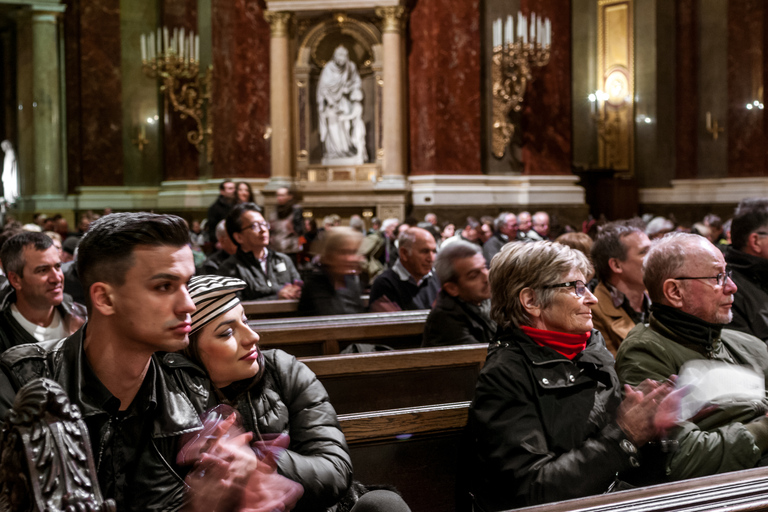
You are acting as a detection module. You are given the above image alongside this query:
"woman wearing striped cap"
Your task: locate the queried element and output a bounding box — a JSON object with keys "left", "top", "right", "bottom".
{"left": 182, "top": 274, "right": 411, "bottom": 512}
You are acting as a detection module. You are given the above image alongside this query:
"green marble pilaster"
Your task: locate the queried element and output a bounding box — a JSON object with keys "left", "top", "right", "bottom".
{"left": 31, "top": 6, "right": 64, "bottom": 196}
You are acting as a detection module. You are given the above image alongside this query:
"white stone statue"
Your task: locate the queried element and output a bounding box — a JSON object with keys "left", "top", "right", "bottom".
{"left": 316, "top": 45, "right": 367, "bottom": 165}
{"left": 1, "top": 140, "right": 18, "bottom": 204}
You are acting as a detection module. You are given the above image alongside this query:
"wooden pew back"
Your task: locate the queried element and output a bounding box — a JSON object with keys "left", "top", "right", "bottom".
{"left": 251, "top": 310, "right": 429, "bottom": 356}
{"left": 300, "top": 344, "right": 487, "bottom": 414}
{"left": 242, "top": 295, "right": 369, "bottom": 320}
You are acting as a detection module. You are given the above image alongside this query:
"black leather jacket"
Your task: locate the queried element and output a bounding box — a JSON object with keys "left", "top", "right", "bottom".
{"left": 468, "top": 328, "right": 639, "bottom": 511}
{"left": 0, "top": 327, "right": 215, "bottom": 511}
{"left": 217, "top": 249, "right": 301, "bottom": 300}
{"left": 220, "top": 349, "right": 352, "bottom": 512}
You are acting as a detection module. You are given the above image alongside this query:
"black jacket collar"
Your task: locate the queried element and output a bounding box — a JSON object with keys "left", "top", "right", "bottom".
{"left": 649, "top": 303, "right": 724, "bottom": 356}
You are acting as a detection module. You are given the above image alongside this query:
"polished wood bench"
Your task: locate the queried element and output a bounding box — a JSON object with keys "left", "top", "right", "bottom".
{"left": 243, "top": 295, "right": 370, "bottom": 320}
{"left": 300, "top": 344, "right": 487, "bottom": 414}
{"left": 339, "top": 401, "right": 471, "bottom": 512}
{"left": 251, "top": 310, "right": 429, "bottom": 356}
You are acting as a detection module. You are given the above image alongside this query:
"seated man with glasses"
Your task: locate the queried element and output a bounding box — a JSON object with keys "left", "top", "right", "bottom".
{"left": 218, "top": 202, "right": 302, "bottom": 300}
{"left": 616, "top": 232, "right": 768, "bottom": 484}
{"left": 725, "top": 198, "right": 768, "bottom": 341}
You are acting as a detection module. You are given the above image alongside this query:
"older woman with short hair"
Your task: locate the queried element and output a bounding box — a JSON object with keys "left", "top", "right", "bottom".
{"left": 469, "top": 241, "right": 674, "bottom": 511}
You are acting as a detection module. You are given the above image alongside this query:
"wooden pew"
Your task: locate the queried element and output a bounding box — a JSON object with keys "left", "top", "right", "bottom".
{"left": 243, "top": 295, "right": 370, "bottom": 320}
{"left": 250, "top": 310, "right": 429, "bottom": 356}
{"left": 300, "top": 344, "right": 487, "bottom": 414}
{"left": 339, "top": 402, "right": 471, "bottom": 512}
{"left": 341, "top": 401, "right": 768, "bottom": 512}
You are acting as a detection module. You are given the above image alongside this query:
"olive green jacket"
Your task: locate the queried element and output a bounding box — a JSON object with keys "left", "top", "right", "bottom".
{"left": 616, "top": 322, "right": 768, "bottom": 482}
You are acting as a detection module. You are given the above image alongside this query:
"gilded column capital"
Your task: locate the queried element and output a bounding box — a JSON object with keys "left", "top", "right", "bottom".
{"left": 375, "top": 6, "right": 408, "bottom": 34}
{"left": 264, "top": 11, "right": 293, "bottom": 38}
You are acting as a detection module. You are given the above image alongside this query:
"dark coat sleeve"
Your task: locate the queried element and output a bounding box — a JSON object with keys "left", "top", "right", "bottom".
{"left": 271, "top": 351, "right": 353, "bottom": 508}
{"left": 422, "top": 300, "right": 482, "bottom": 347}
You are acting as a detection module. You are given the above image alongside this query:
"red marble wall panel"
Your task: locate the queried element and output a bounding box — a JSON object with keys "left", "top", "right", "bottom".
{"left": 161, "top": 0, "right": 200, "bottom": 181}
{"left": 675, "top": 0, "right": 698, "bottom": 180}
{"left": 727, "top": 0, "right": 767, "bottom": 177}
{"left": 519, "top": 0, "right": 571, "bottom": 175}
{"left": 63, "top": 0, "right": 82, "bottom": 193}
{"left": 75, "top": 0, "right": 123, "bottom": 186}
{"left": 211, "top": 0, "right": 271, "bottom": 179}
{"left": 408, "top": 0, "right": 482, "bottom": 175}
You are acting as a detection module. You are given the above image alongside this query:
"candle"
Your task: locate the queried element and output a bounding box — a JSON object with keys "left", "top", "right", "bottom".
{"left": 141, "top": 34, "right": 146, "bottom": 61}
{"left": 505, "top": 15, "right": 513, "bottom": 46}
{"left": 163, "top": 27, "right": 169, "bottom": 54}
{"left": 493, "top": 18, "right": 499, "bottom": 47}
{"left": 180, "top": 28, "right": 185, "bottom": 60}
{"left": 148, "top": 33, "right": 154, "bottom": 60}
{"left": 522, "top": 15, "right": 527, "bottom": 44}
{"left": 706, "top": 111, "right": 712, "bottom": 130}
{"left": 530, "top": 12, "right": 536, "bottom": 42}
{"left": 546, "top": 19, "right": 551, "bottom": 46}
{"left": 518, "top": 12, "right": 523, "bottom": 40}
{"left": 195, "top": 35, "right": 200, "bottom": 63}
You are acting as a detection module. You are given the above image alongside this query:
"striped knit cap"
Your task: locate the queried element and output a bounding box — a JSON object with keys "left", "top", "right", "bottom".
{"left": 188, "top": 275, "right": 247, "bottom": 334}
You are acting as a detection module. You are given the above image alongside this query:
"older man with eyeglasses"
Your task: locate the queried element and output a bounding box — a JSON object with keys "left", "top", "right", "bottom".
{"left": 725, "top": 198, "right": 768, "bottom": 341}
{"left": 616, "top": 232, "right": 768, "bottom": 484}
{"left": 217, "top": 202, "right": 302, "bottom": 300}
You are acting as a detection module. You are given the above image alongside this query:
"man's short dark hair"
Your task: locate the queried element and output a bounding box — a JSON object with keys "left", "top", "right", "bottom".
{"left": 77, "top": 213, "right": 190, "bottom": 309}
{"left": 731, "top": 198, "right": 768, "bottom": 251}
{"left": 435, "top": 240, "right": 481, "bottom": 285}
{"left": 0, "top": 232, "right": 54, "bottom": 278}
{"left": 591, "top": 220, "right": 645, "bottom": 283}
{"left": 219, "top": 180, "right": 234, "bottom": 191}
{"left": 225, "top": 202, "right": 263, "bottom": 249}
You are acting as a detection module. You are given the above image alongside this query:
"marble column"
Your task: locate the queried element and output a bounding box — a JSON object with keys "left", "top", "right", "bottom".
{"left": 265, "top": 11, "right": 293, "bottom": 189}
{"left": 31, "top": 7, "right": 65, "bottom": 197}
{"left": 376, "top": 6, "right": 408, "bottom": 184}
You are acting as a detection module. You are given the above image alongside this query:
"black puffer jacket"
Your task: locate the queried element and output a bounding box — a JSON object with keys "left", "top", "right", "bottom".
{"left": 468, "top": 328, "right": 639, "bottom": 511}
{"left": 223, "top": 349, "right": 352, "bottom": 512}
{"left": 725, "top": 247, "right": 768, "bottom": 341}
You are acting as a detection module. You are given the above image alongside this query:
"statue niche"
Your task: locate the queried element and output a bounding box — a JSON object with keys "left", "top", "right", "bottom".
{"left": 317, "top": 45, "right": 367, "bottom": 165}
{"left": 296, "top": 16, "right": 381, "bottom": 176}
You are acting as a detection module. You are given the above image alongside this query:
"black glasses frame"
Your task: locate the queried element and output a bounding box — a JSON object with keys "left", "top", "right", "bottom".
{"left": 672, "top": 270, "right": 733, "bottom": 287}
{"left": 542, "top": 280, "right": 588, "bottom": 298}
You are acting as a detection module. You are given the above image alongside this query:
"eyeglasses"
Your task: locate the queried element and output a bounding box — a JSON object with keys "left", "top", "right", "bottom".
{"left": 673, "top": 270, "right": 733, "bottom": 287}
{"left": 243, "top": 221, "right": 270, "bottom": 233}
{"left": 543, "top": 280, "right": 588, "bottom": 298}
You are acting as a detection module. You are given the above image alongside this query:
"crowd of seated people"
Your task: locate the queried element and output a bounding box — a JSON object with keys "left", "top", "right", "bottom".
{"left": 5, "top": 189, "right": 768, "bottom": 510}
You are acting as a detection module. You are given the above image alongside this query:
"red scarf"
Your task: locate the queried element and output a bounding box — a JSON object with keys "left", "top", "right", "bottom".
{"left": 520, "top": 326, "right": 591, "bottom": 360}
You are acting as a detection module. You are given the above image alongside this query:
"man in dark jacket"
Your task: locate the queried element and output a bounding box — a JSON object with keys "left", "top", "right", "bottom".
{"left": 482, "top": 212, "right": 517, "bottom": 267}
{"left": 206, "top": 179, "right": 236, "bottom": 244}
{"left": 218, "top": 202, "right": 302, "bottom": 300}
{"left": 370, "top": 227, "right": 439, "bottom": 311}
{"left": 726, "top": 198, "right": 768, "bottom": 341}
{"left": 198, "top": 219, "right": 237, "bottom": 275}
{"left": 0, "top": 231, "right": 85, "bottom": 352}
{"left": 616, "top": 232, "right": 768, "bottom": 483}
{"left": 423, "top": 240, "right": 495, "bottom": 346}
{"left": 0, "top": 213, "right": 252, "bottom": 511}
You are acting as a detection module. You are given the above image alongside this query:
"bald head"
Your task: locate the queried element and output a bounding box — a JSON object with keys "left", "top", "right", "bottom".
{"left": 644, "top": 233, "right": 736, "bottom": 324}
{"left": 399, "top": 227, "right": 437, "bottom": 280}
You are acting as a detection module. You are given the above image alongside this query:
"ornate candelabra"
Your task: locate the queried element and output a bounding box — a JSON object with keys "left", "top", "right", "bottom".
{"left": 491, "top": 13, "right": 551, "bottom": 158}
{"left": 140, "top": 27, "right": 213, "bottom": 163}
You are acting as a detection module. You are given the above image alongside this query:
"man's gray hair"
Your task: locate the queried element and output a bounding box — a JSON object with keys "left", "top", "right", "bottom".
{"left": 381, "top": 218, "right": 399, "bottom": 232}
{"left": 398, "top": 228, "right": 417, "bottom": 255}
{"left": 493, "top": 212, "right": 512, "bottom": 232}
{"left": 643, "top": 232, "right": 702, "bottom": 303}
{"left": 435, "top": 240, "right": 481, "bottom": 284}
{"left": 490, "top": 241, "right": 592, "bottom": 330}
{"left": 215, "top": 219, "right": 228, "bottom": 240}
{"left": 349, "top": 216, "right": 366, "bottom": 233}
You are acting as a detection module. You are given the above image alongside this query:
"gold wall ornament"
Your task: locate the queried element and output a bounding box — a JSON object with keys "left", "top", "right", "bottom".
{"left": 596, "top": 0, "right": 633, "bottom": 173}
{"left": 375, "top": 6, "right": 408, "bottom": 33}
{"left": 140, "top": 27, "right": 213, "bottom": 163}
{"left": 705, "top": 112, "right": 724, "bottom": 141}
{"left": 264, "top": 11, "right": 294, "bottom": 37}
{"left": 132, "top": 124, "right": 149, "bottom": 152}
{"left": 490, "top": 13, "right": 551, "bottom": 158}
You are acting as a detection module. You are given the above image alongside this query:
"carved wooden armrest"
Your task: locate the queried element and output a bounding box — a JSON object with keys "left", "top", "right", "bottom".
{"left": 0, "top": 377, "right": 116, "bottom": 512}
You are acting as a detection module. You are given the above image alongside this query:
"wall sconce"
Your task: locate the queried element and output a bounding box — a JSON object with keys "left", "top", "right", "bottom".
{"left": 705, "top": 111, "right": 724, "bottom": 141}
{"left": 746, "top": 100, "right": 764, "bottom": 110}
{"left": 490, "top": 12, "right": 551, "bottom": 158}
{"left": 140, "top": 27, "right": 214, "bottom": 163}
